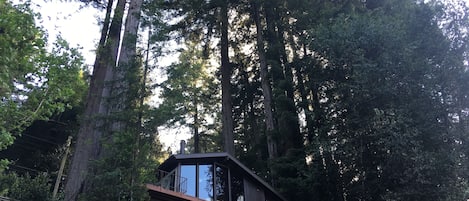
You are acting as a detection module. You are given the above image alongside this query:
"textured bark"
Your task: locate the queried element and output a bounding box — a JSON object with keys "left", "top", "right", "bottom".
{"left": 264, "top": 0, "right": 285, "bottom": 155}
{"left": 63, "top": 0, "right": 113, "bottom": 199}
{"left": 252, "top": 2, "right": 277, "bottom": 159}
{"left": 64, "top": 0, "right": 126, "bottom": 199}
{"left": 93, "top": 0, "right": 126, "bottom": 161}
{"left": 220, "top": 1, "right": 234, "bottom": 155}
{"left": 111, "top": 0, "right": 143, "bottom": 130}
{"left": 117, "top": 0, "right": 143, "bottom": 199}
{"left": 296, "top": 45, "right": 315, "bottom": 142}
{"left": 264, "top": 0, "right": 302, "bottom": 155}
{"left": 193, "top": 98, "right": 200, "bottom": 153}
{"left": 272, "top": 2, "right": 302, "bottom": 151}
{"left": 117, "top": 0, "right": 142, "bottom": 66}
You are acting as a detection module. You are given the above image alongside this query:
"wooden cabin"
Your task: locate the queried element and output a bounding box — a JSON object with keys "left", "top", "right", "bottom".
{"left": 147, "top": 152, "right": 287, "bottom": 201}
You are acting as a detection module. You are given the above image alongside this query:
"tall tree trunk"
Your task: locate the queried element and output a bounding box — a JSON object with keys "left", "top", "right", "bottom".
{"left": 274, "top": 1, "right": 302, "bottom": 151}
{"left": 118, "top": 0, "right": 143, "bottom": 199}
{"left": 310, "top": 77, "right": 344, "bottom": 201}
{"left": 220, "top": 1, "right": 234, "bottom": 155}
{"left": 118, "top": 0, "right": 142, "bottom": 65}
{"left": 264, "top": 0, "right": 292, "bottom": 156}
{"left": 296, "top": 45, "right": 315, "bottom": 143}
{"left": 95, "top": 0, "right": 126, "bottom": 160}
{"left": 194, "top": 97, "right": 200, "bottom": 153}
{"left": 111, "top": 0, "right": 143, "bottom": 131}
{"left": 64, "top": 0, "right": 126, "bottom": 199}
{"left": 64, "top": 0, "right": 113, "bottom": 199}
{"left": 264, "top": 0, "right": 302, "bottom": 155}
{"left": 252, "top": 2, "right": 277, "bottom": 159}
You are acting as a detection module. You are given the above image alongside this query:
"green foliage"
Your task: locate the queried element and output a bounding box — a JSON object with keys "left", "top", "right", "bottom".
{"left": 301, "top": 1, "right": 469, "bottom": 200}
{"left": 0, "top": 0, "right": 85, "bottom": 199}
{"left": 0, "top": 173, "right": 52, "bottom": 201}
{"left": 154, "top": 43, "right": 220, "bottom": 152}
{"left": 52, "top": 0, "right": 469, "bottom": 200}
{"left": 0, "top": 0, "right": 45, "bottom": 96}
{"left": 81, "top": 131, "right": 152, "bottom": 201}
{"left": 0, "top": 0, "right": 86, "bottom": 172}
{"left": 81, "top": 73, "right": 157, "bottom": 201}
{"left": 78, "top": 50, "right": 158, "bottom": 200}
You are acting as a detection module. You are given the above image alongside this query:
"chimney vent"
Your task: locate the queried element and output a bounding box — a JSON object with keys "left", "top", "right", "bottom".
{"left": 180, "top": 140, "right": 186, "bottom": 154}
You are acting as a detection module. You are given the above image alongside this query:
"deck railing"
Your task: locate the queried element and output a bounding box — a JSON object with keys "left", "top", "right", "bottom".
{"left": 156, "top": 169, "right": 188, "bottom": 194}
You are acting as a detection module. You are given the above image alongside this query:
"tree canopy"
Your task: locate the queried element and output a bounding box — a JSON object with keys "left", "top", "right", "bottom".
{"left": 0, "top": 0, "right": 86, "bottom": 200}
{"left": 3, "top": 0, "right": 469, "bottom": 200}
{"left": 0, "top": 0, "right": 85, "bottom": 168}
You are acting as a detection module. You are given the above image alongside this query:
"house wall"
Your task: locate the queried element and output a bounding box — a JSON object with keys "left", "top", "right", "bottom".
{"left": 244, "top": 178, "right": 265, "bottom": 201}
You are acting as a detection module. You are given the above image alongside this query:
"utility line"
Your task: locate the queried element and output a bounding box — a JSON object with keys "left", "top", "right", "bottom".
{"left": 20, "top": 133, "right": 62, "bottom": 146}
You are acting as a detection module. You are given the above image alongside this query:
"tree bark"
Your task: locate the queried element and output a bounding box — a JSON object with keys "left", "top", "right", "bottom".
{"left": 111, "top": 0, "right": 143, "bottom": 130}
{"left": 64, "top": 0, "right": 114, "bottom": 199}
{"left": 193, "top": 98, "right": 200, "bottom": 153}
{"left": 118, "top": 0, "right": 143, "bottom": 199}
{"left": 264, "top": 0, "right": 302, "bottom": 155}
{"left": 297, "top": 45, "right": 316, "bottom": 143}
{"left": 64, "top": 0, "right": 126, "bottom": 199}
{"left": 91, "top": 0, "right": 126, "bottom": 165}
{"left": 220, "top": 1, "right": 234, "bottom": 155}
{"left": 252, "top": 2, "right": 277, "bottom": 159}
{"left": 273, "top": 1, "right": 302, "bottom": 151}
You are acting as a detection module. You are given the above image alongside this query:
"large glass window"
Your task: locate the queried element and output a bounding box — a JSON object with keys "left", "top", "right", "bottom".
{"left": 179, "top": 163, "right": 235, "bottom": 200}
{"left": 198, "top": 165, "right": 214, "bottom": 200}
{"left": 231, "top": 171, "right": 244, "bottom": 201}
{"left": 214, "top": 164, "right": 229, "bottom": 201}
{"left": 180, "top": 165, "right": 196, "bottom": 197}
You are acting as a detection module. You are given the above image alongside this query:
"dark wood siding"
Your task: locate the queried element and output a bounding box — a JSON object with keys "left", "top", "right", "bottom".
{"left": 244, "top": 178, "right": 265, "bottom": 201}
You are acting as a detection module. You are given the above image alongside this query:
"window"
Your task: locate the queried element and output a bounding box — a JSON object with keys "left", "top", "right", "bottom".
{"left": 231, "top": 171, "right": 244, "bottom": 201}
{"left": 214, "top": 164, "right": 229, "bottom": 201}
{"left": 180, "top": 163, "right": 243, "bottom": 201}
{"left": 180, "top": 165, "right": 196, "bottom": 197}
{"left": 198, "top": 164, "right": 213, "bottom": 200}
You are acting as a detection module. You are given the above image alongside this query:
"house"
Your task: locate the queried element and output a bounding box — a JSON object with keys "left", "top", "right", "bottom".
{"left": 147, "top": 152, "right": 287, "bottom": 201}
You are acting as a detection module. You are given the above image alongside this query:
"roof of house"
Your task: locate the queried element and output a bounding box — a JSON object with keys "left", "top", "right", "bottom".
{"left": 157, "top": 152, "right": 288, "bottom": 201}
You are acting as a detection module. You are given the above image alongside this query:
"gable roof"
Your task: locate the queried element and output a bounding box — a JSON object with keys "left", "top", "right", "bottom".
{"left": 157, "top": 152, "right": 288, "bottom": 201}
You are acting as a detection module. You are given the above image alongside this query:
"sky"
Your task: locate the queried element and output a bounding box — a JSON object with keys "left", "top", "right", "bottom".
{"left": 27, "top": 0, "right": 189, "bottom": 153}
{"left": 31, "top": 0, "right": 101, "bottom": 67}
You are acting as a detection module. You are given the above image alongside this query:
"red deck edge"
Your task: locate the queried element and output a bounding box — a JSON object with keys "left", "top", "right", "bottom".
{"left": 146, "top": 184, "right": 205, "bottom": 201}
